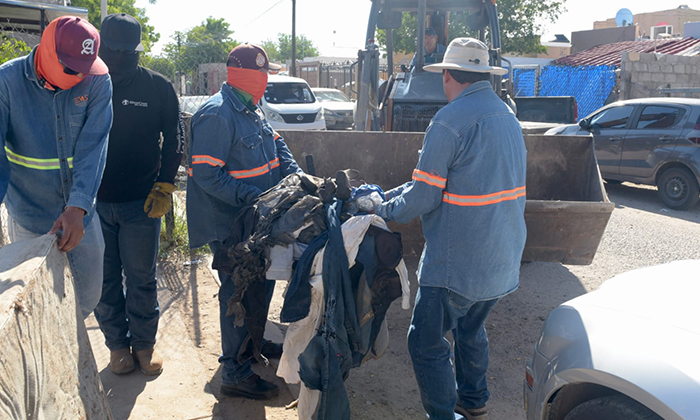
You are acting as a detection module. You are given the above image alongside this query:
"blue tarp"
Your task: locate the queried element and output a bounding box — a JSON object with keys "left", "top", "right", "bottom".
{"left": 512, "top": 65, "right": 617, "bottom": 119}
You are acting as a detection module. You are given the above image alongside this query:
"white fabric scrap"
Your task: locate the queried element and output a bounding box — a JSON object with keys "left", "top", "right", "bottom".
{"left": 277, "top": 214, "right": 411, "bottom": 420}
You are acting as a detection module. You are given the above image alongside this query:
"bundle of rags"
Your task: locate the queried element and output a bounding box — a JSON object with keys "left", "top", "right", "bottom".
{"left": 211, "top": 171, "right": 355, "bottom": 366}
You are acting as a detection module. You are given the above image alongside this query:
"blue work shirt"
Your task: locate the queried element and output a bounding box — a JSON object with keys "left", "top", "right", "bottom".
{"left": 376, "top": 80, "right": 527, "bottom": 301}
{"left": 410, "top": 43, "right": 447, "bottom": 69}
{"left": 0, "top": 49, "right": 113, "bottom": 234}
{"left": 186, "top": 83, "right": 301, "bottom": 248}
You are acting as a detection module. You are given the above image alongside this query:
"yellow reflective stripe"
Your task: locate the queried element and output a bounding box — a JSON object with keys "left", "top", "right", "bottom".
{"left": 4, "top": 147, "right": 73, "bottom": 169}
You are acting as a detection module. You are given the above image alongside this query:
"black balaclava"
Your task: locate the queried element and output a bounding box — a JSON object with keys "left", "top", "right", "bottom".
{"left": 99, "top": 45, "right": 139, "bottom": 86}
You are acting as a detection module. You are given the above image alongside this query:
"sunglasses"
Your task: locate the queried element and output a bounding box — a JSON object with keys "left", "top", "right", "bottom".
{"left": 59, "top": 59, "right": 80, "bottom": 76}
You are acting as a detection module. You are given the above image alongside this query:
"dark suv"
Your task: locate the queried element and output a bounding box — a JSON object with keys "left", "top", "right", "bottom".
{"left": 545, "top": 98, "right": 700, "bottom": 210}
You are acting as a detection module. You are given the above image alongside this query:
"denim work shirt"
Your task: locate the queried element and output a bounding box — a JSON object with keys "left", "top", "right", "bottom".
{"left": 187, "top": 83, "right": 301, "bottom": 248}
{"left": 376, "top": 80, "right": 527, "bottom": 301}
{"left": 0, "top": 49, "right": 113, "bottom": 234}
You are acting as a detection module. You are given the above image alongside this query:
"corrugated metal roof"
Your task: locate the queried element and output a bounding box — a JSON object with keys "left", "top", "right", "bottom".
{"left": 554, "top": 38, "right": 700, "bottom": 67}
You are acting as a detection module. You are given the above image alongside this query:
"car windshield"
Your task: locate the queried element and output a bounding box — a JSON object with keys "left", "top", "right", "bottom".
{"left": 315, "top": 90, "right": 350, "bottom": 102}
{"left": 265, "top": 83, "right": 315, "bottom": 104}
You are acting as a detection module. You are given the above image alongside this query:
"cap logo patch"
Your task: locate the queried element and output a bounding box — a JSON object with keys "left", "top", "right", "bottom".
{"left": 255, "top": 53, "right": 266, "bottom": 68}
{"left": 81, "top": 39, "right": 95, "bottom": 55}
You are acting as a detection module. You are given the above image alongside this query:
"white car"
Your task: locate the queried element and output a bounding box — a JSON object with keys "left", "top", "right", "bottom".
{"left": 260, "top": 75, "right": 326, "bottom": 131}
{"left": 525, "top": 260, "right": 700, "bottom": 420}
{"left": 312, "top": 88, "right": 354, "bottom": 130}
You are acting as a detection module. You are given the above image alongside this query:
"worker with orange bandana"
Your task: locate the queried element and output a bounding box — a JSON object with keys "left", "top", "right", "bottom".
{"left": 186, "top": 44, "right": 300, "bottom": 400}
{"left": 0, "top": 16, "right": 111, "bottom": 319}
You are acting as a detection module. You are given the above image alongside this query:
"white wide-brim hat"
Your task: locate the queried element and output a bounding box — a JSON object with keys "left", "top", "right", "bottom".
{"left": 424, "top": 37, "right": 507, "bottom": 76}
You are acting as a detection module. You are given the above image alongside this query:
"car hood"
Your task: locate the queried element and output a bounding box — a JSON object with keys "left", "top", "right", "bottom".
{"left": 568, "top": 260, "right": 700, "bottom": 335}
{"left": 264, "top": 102, "right": 322, "bottom": 114}
{"left": 545, "top": 261, "right": 700, "bottom": 420}
{"left": 320, "top": 102, "right": 354, "bottom": 112}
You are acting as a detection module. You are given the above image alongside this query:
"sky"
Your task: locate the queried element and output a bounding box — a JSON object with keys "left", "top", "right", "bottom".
{"left": 133, "top": 0, "right": 694, "bottom": 56}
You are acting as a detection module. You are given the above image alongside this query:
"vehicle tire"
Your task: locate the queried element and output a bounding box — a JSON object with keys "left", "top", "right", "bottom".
{"left": 657, "top": 167, "right": 700, "bottom": 210}
{"left": 603, "top": 179, "right": 622, "bottom": 185}
{"left": 563, "top": 395, "right": 662, "bottom": 420}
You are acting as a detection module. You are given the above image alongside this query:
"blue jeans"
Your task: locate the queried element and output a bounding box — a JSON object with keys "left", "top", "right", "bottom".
{"left": 209, "top": 240, "right": 275, "bottom": 385}
{"left": 94, "top": 199, "right": 161, "bottom": 352}
{"left": 407, "top": 286, "right": 499, "bottom": 420}
{"left": 8, "top": 214, "right": 105, "bottom": 319}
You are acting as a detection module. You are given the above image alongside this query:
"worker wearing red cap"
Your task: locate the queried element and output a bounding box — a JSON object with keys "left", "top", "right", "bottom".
{"left": 187, "top": 44, "right": 300, "bottom": 400}
{"left": 0, "top": 16, "right": 113, "bottom": 319}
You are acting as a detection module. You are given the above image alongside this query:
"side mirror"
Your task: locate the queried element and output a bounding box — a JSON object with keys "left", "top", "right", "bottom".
{"left": 578, "top": 119, "right": 590, "bottom": 130}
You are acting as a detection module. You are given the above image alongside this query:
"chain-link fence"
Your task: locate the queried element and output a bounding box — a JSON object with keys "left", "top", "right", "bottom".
{"left": 512, "top": 66, "right": 538, "bottom": 97}
{"left": 0, "top": 20, "right": 39, "bottom": 63}
{"left": 511, "top": 64, "right": 618, "bottom": 119}
{"left": 539, "top": 65, "right": 617, "bottom": 119}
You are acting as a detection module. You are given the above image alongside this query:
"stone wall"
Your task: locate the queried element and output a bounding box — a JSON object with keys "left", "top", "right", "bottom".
{"left": 620, "top": 51, "right": 700, "bottom": 99}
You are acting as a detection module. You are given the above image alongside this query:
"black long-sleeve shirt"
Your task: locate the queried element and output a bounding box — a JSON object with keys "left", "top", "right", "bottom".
{"left": 97, "top": 66, "right": 184, "bottom": 203}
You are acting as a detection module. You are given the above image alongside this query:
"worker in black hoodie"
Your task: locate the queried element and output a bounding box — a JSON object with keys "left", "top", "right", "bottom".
{"left": 94, "top": 13, "right": 183, "bottom": 377}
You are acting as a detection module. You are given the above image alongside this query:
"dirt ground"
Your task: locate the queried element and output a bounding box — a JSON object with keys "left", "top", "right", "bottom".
{"left": 96, "top": 181, "right": 700, "bottom": 420}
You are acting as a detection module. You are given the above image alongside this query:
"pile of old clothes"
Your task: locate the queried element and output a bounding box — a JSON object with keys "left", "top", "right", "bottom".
{"left": 212, "top": 171, "right": 410, "bottom": 420}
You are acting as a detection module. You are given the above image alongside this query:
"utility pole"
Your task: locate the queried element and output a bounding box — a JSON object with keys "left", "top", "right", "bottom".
{"left": 291, "top": 0, "right": 296, "bottom": 77}
{"left": 101, "top": 0, "right": 107, "bottom": 23}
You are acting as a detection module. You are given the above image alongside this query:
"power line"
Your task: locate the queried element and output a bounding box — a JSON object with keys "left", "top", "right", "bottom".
{"left": 245, "top": 0, "right": 288, "bottom": 28}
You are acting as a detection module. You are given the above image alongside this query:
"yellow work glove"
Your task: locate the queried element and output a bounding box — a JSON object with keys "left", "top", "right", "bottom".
{"left": 144, "top": 182, "right": 177, "bottom": 218}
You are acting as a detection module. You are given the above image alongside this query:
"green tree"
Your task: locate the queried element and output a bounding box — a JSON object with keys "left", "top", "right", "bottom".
{"left": 0, "top": 34, "right": 30, "bottom": 64}
{"left": 140, "top": 55, "right": 176, "bottom": 81}
{"left": 273, "top": 33, "right": 319, "bottom": 61}
{"left": 377, "top": 0, "right": 566, "bottom": 55}
{"left": 70, "top": 0, "right": 159, "bottom": 52}
{"left": 260, "top": 40, "right": 280, "bottom": 62}
{"left": 163, "top": 17, "right": 238, "bottom": 71}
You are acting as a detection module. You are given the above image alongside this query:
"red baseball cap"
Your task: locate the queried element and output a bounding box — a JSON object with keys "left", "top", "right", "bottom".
{"left": 227, "top": 43, "right": 282, "bottom": 71}
{"left": 54, "top": 16, "right": 108, "bottom": 76}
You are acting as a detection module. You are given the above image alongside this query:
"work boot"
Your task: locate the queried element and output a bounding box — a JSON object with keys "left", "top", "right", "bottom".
{"left": 455, "top": 403, "right": 488, "bottom": 420}
{"left": 133, "top": 348, "right": 163, "bottom": 376}
{"left": 335, "top": 169, "right": 357, "bottom": 201}
{"left": 109, "top": 348, "right": 135, "bottom": 375}
{"left": 220, "top": 374, "right": 279, "bottom": 400}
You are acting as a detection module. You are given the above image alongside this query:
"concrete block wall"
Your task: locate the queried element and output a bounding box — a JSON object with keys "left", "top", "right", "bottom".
{"left": 620, "top": 51, "right": 700, "bottom": 99}
{"left": 0, "top": 235, "right": 112, "bottom": 420}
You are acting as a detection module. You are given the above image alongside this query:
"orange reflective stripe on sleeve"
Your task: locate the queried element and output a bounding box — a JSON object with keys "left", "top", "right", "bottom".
{"left": 228, "top": 158, "right": 280, "bottom": 179}
{"left": 188, "top": 168, "right": 193, "bottom": 177}
{"left": 412, "top": 169, "right": 447, "bottom": 189}
{"left": 273, "top": 130, "right": 281, "bottom": 141}
{"left": 443, "top": 186, "right": 526, "bottom": 207}
{"left": 191, "top": 155, "right": 225, "bottom": 167}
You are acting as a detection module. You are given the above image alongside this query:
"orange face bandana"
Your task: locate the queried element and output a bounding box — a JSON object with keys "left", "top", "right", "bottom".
{"left": 227, "top": 67, "right": 268, "bottom": 104}
{"left": 35, "top": 19, "right": 84, "bottom": 90}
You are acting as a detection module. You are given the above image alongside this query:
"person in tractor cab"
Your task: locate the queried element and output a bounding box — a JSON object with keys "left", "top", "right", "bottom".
{"left": 410, "top": 27, "right": 447, "bottom": 70}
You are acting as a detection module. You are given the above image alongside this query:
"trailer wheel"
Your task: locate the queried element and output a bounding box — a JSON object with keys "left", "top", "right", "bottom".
{"left": 563, "top": 395, "right": 661, "bottom": 420}
{"left": 657, "top": 167, "right": 700, "bottom": 210}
